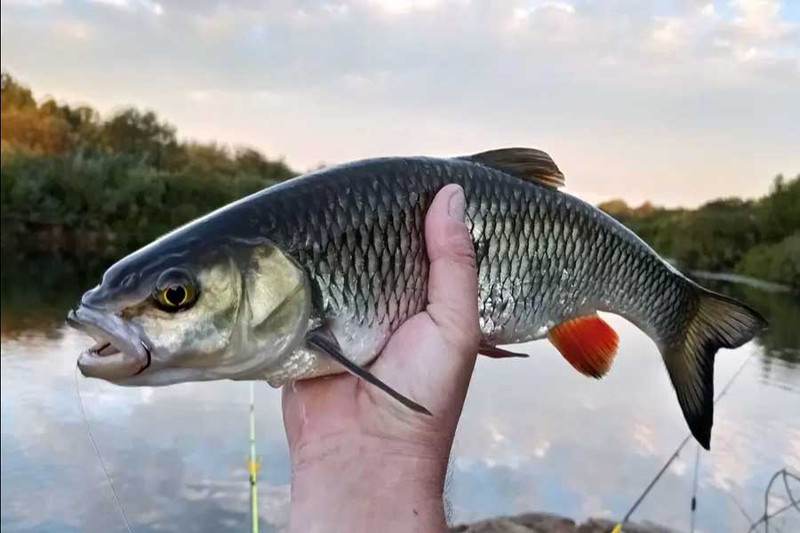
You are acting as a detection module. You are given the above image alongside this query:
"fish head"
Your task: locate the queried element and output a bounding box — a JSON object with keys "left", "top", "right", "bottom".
{"left": 68, "top": 234, "right": 311, "bottom": 386}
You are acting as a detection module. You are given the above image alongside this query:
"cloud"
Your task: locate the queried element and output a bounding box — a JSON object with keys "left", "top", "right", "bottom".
{"left": 89, "top": 0, "right": 130, "bottom": 8}
{"left": 510, "top": 1, "right": 577, "bottom": 36}
{"left": 88, "top": 0, "right": 163, "bottom": 16}
{"left": 731, "top": 0, "right": 794, "bottom": 39}
{"left": 787, "top": 429, "right": 800, "bottom": 472}
{"left": 1, "top": 0, "right": 62, "bottom": 6}
{"left": 1, "top": 0, "right": 797, "bottom": 204}
{"left": 369, "top": 0, "right": 444, "bottom": 16}
{"left": 186, "top": 90, "right": 211, "bottom": 103}
{"left": 147, "top": 0, "right": 162, "bottom": 16}
{"left": 649, "top": 16, "right": 689, "bottom": 51}
{"left": 701, "top": 2, "right": 718, "bottom": 18}
{"left": 1, "top": 327, "right": 291, "bottom": 531}
{"left": 251, "top": 90, "right": 284, "bottom": 105}
{"left": 514, "top": 0, "right": 576, "bottom": 20}
{"left": 52, "top": 19, "right": 95, "bottom": 41}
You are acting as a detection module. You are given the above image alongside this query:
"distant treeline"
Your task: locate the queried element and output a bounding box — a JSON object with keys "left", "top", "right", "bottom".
{"left": 1, "top": 73, "right": 295, "bottom": 251}
{"left": 1, "top": 73, "right": 798, "bottom": 288}
{"left": 599, "top": 178, "right": 800, "bottom": 288}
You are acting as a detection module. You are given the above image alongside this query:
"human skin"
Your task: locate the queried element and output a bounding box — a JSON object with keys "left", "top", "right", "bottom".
{"left": 282, "top": 184, "right": 480, "bottom": 533}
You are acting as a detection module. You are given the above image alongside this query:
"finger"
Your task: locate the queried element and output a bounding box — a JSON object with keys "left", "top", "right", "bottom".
{"left": 425, "top": 184, "right": 480, "bottom": 353}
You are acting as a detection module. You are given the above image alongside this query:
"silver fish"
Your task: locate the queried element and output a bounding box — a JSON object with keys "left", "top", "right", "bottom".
{"left": 67, "top": 147, "right": 765, "bottom": 448}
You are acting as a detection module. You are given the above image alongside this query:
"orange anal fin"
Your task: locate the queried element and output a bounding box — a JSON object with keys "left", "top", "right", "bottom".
{"left": 479, "top": 343, "right": 529, "bottom": 359}
{"left": 548, "top": 314, "right": 619, "bottom": 378}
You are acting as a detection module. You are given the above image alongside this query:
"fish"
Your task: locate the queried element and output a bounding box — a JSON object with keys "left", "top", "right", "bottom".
{"left": 66, "top": 147, "right": 766, "bottom": 449}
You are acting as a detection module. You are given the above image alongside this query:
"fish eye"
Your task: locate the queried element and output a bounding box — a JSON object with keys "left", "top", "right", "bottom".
{"left": 153, "top": 269, "right": 198, "bottom": 312}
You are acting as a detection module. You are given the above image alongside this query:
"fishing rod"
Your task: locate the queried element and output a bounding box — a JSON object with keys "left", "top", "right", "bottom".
{"left": 76, "top": 369, "right": 263, "bottom": 533}
{"left": 689, "top": 443, "right": 700, "bottom": 533}
{"left": 611, "top": 352, "right": 755, "bottom": 533}
{"left": 248, "top": 382, "right": 260, "bottom": 533}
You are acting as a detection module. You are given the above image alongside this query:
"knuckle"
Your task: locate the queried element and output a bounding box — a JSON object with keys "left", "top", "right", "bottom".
{"left": 433, "top": 304, "right": 480, "bottom": 354}
{"left": 445, "top": 230, "right": 477, "bottom": 269}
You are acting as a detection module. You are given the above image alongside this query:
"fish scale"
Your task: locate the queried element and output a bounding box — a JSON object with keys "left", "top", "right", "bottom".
{"left": 272, "top": 157, "right": 658, "bottom": 346}
{"left": 69, "top": 147, "right": 766, "bottom": 448}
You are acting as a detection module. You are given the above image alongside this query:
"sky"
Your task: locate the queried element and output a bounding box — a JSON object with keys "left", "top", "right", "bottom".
{"left": 1, "top": 0, "right": 799, "bottom": 206}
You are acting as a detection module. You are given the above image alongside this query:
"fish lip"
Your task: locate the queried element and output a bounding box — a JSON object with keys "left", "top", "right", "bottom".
{"left": 134, "top": 341, "right": 152, "bottom": 375}
{"left": 68, "top": 306, "right": 151, "bottom": 381}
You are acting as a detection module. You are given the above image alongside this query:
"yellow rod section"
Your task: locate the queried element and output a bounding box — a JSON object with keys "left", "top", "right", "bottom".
{"left": 249, "top": 382, "right": 259, "bottom": 533}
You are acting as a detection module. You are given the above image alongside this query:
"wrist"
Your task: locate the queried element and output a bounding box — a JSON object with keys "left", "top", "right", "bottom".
{"left": 288, "top": 433, "right": 450, "bottom": 532}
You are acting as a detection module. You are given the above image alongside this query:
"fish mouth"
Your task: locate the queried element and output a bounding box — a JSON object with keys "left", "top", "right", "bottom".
{"left": 67, "top": 305, "right": 151, "bottom": 381}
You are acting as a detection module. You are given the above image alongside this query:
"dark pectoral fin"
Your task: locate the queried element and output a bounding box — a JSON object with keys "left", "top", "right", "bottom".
{"left": 306, "top": 329, "right": 432, "bottom": 416}
{"left": 479, "top": 342, "right": 529, "bottom": 359}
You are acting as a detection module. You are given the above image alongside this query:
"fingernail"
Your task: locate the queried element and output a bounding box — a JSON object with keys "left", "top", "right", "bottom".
{"left": 448, "top": 186, "right": 465, "bottom": 221}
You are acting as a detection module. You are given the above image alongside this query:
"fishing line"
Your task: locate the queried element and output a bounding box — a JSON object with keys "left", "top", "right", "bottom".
{"left": 783, "top": 469, "right": 800, "bottom": 513}
{"left": 74, "top": 366, "right": 133, "bottom": 533}
{"left": 612, "top": 351, "right": 755, "bottom": 532}
{"left": 728, "top": 491, "right": 755, "bottom": 524}
{"left": 745, "top": 469, "right": 800, "bottom": 533}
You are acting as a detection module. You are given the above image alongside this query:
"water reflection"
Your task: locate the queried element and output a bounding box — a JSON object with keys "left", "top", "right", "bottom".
{"left": 0, "top": 250, "right": 111, "bottom": 336}
{"left": 2, "top": 253, "right": 799, "bottom": 532}
{"left": 694, "top": 276, "right": 800, "bottom": 366}
{"left": 1, "top": 329, "right": 291, "bottom": 532}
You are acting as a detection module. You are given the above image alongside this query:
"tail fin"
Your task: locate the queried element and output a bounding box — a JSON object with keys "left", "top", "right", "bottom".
{"left": 662, "top": 288, "right": 766, "bottom": 450}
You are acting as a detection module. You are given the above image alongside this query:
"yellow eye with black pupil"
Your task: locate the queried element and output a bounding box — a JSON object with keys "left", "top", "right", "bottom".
{"left": 153, "top": 268, "right": 197, "bottom": 312}
{"left": 164, "top": 285, "right": 187, "bottom": 306}
{"left": 155, "top": 281, "right": 196, "bottom": 311}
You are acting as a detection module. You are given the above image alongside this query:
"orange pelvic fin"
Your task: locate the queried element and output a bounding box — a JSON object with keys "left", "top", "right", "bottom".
{"left": 479, "top": 343, "right": 529, "bottom": 359}
{"left": 548, "top": 314, "right": 619, "bottom": 378}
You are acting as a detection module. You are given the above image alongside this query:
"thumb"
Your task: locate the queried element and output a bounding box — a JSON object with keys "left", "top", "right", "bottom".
{"left": 425, "top": 184, "right": 480, "bottom": 353}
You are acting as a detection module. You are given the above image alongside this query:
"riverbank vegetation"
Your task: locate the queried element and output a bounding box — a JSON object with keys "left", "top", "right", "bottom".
{"left": 599, "top": 177, "right": 799, "bottom": 288}
{"left": 2, "top": 73, "right": 798, "bottom": 288}
{"left": 1, "top": 73, "right": 294, "bottom": 252}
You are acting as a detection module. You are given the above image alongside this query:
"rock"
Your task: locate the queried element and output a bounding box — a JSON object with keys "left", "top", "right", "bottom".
{"left": 451, "top": 517, "right": 538, "bottom": 533}
{"left": 575, "top": 518, "right": 617, "bottom": 533}
{"left": 509, "top": 512, "right": 576, "bottom": 532}
{"left": 451, "top": 512, "right": 575, "bottom": 532}
{"left": 451, "top": 513, "right": 675, "bottom": 533}
{"left": 576, "top": 518, "right": 674, "bottom": 533}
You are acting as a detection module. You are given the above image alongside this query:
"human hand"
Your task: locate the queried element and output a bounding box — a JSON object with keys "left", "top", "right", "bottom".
{"left": 282, "top": 184, "right": 480, "bottom": 533}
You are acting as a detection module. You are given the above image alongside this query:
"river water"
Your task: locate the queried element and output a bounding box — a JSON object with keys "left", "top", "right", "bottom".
{"left": 1, "top": 252, "right": 798, "bottom": 532}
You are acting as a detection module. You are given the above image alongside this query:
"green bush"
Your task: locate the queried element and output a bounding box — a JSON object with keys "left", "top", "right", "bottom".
{"left": 0, "top": 150, "right": 293, "bottom": 251}
{"left": 600, "top": 175, "right": 800, "bottom": 288}
{"left": 736, "top": 233, "right": 800, "bottom": 288}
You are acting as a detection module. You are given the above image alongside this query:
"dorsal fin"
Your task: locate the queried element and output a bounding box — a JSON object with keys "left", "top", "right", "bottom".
{"left": 460, "top": 147, "right": 565, "bottom": 189}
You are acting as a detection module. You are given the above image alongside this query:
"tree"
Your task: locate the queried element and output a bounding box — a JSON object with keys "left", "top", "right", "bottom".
{"left": 1, "top": 72, "right": 36, "bottom": 111}
{"left": 102, "top": 108, "right": 178, "bottom": 167}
